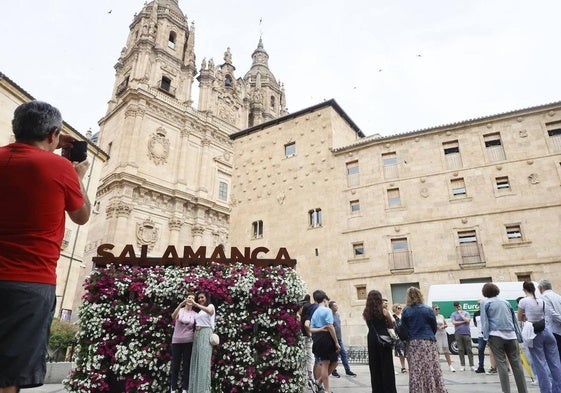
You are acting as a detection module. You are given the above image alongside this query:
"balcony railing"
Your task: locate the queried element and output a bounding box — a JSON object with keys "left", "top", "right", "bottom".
{"left": 389, "top": 250, "right": 413, "bottom": 271}
{"left": 457, "top": 242, "right": 485, "bottom": 266}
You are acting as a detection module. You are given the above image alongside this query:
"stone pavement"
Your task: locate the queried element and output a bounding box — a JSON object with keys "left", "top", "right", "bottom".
{"left": 329, "top": 362, "right": 539, "bottom": 392}
{"left": 26, "top": 361, "right": 540, "bottom": 392}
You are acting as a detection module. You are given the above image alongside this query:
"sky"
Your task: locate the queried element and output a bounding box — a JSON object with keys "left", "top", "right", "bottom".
{"left": 2, "top": 1, "right": 561, "bottom": 137}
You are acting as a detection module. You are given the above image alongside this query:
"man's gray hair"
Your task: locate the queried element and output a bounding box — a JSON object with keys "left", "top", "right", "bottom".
{"left": 539, "top": 279, "right": 553, "bottom": 290}
{"left": 12, "top": 101, "right": 62, "bottom": 142}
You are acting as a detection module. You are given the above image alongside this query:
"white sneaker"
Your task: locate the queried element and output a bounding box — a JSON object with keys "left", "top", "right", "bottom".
{"left": 449, "top": 365, "right": 456, "bottom": 372}
{"left": 182, "top": 390, "right": 188, "bottom": 393}
{"left": 459, "top": 366, "right": 465, "bottom": 371}
{"left": 471, "top": 366, "right": 477, "bottom": 371}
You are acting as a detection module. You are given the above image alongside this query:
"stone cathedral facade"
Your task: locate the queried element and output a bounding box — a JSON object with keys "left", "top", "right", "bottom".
{"left": 84, "top": 0, "right": 287, "bottom": 280}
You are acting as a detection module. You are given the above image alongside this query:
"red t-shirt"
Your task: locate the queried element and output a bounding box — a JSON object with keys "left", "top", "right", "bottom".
{"left": 0, "top": 143, "right": 84, "bottom": 284}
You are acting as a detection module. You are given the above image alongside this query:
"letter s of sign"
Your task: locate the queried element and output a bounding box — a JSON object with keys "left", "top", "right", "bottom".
{"left": 97, "top": 243, "right": 115, "bottom": 258}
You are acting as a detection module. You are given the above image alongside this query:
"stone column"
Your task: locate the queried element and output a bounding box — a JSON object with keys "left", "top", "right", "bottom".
{"left": 168, "top": 217, "right": 183, "bottom": 246}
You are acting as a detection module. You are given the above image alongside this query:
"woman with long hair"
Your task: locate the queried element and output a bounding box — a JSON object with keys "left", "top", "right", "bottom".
{"left": 518, "top": 281, "right": 561, "bottom": 393}
{"left": 188, "top": 291, "right": 215, "bottom": 393}
{"left": 401, "top": 287, "right": 447, "bottom": 393}
{"left": 363, "top": 290, "right": 397, "bottom": 393}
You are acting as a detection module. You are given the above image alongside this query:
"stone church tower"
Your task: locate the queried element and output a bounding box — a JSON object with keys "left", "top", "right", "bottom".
{"left": 84, "top": 0, "right": 285, "bottom": 261}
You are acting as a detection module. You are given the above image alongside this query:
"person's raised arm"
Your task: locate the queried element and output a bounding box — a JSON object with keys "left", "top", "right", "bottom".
{"left": 67, "top": 160, "right": 91, "bottom": 225}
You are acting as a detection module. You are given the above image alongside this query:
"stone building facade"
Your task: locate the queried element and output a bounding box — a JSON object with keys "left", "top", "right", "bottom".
{"left": 230, "top": 99, "right": 561, "bottom": 346}
{"left": 83, "top": 0, "right": 287, "bottom": 298}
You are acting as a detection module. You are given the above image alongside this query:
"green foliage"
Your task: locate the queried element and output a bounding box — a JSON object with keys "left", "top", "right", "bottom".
{"left": 49, "top": 318, "right": 78, "bottom": 351}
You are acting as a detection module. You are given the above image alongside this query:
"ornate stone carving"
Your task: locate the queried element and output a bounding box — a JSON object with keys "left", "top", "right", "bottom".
{"left": 147, "top": 128, "right": 170, "bottom": 165}
{"left": 107, "top": 201, "right": 132, "bottom": 218}
{"left": 528, "top": 173, "right": 540, "bottom": 184}
{"left": 420, "top": 187, "right": 429, "bottom": 198}
{"left": 519, "top": 130, "right": 528, "bottom": 138}
{"left": 136, "top": 218, "right": 159, "bottom": 250}
{"left": 168, "top": 217, "right": 183, "bottom": 231}
{"left": 276, "top": 192, "right": 286, "bottom": 205}
{"left": 192, "top": 225, "right": 205, "bottom": 236}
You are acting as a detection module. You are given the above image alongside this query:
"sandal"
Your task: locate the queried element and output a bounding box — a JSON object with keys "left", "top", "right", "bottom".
{"left": 401, "top": 368, "right": 407, "bottom": 373}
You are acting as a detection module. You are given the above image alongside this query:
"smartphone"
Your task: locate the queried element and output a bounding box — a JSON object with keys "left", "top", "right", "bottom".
{"left": 62, "top": 140, "right": 88, "bottom": 162}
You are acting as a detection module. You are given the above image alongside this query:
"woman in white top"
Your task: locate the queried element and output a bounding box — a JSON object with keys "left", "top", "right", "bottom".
{"left": 518, "top": 281, "right": 561, "bottom": 393}
{"left": 188, "top": 291, "right": 215, "bottom": 393}
{"left": 433, "top": 304, "right": 455, "bottom": 371}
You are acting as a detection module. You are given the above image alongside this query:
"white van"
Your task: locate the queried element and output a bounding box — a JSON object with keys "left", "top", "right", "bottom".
{"left": 427, "top": 282, "right": 532, "bottom": 354}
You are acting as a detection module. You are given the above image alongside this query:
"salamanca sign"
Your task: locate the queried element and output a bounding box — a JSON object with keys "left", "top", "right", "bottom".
{"left": 93, "top": 244, "right": 297, "bottom": 268}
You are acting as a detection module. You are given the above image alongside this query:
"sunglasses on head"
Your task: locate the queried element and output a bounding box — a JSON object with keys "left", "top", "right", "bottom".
{"left": 397, "top": 306, "right": 402, "bottom": 310}
{"left": 434, "top": 307, "right": 440, "bottom": 310}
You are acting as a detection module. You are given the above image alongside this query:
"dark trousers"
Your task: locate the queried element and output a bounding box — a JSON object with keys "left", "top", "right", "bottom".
{"left": 367, "top": 335, "right": 397, "bottom": 393}
{"left": 170, "top": 342, "right": 193, "bottom": 390}
{"left": 477, "top": 338, "right": 487, "bottom": 369}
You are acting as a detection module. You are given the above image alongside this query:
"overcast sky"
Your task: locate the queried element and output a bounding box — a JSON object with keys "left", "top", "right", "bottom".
{"left": 2, "top": 1, "right": 561, "bottom": 137}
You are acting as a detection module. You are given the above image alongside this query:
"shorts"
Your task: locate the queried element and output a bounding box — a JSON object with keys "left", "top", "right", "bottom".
{"left": 312, "top": 331, "right": 338, "bottom": 363}
{"left": 0, "top": 281, "right": 56, "bottom": 388}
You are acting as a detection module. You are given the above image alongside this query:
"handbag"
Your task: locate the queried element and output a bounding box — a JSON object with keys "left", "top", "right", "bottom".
{"left": 374, "top": 329, "right": 395, "bottom": 348}
{"left": 377, "top": 334, "right": 395, "bottom": 348}
{"left": 209, "top": 333, "right": 220, "bottom": 346}
{"left": 533, "top": 302, "right": 546, "bottom": 334}
{"left": 396, "top": 319, "right": 409, "bottom": 341}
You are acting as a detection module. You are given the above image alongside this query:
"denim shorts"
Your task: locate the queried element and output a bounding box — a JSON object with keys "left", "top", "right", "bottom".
{"left": 0, "top": 281, "right": 56, "bottom": 388}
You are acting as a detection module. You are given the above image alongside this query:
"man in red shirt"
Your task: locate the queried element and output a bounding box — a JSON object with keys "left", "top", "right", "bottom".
{"left": 0, "top": 101, "right": 91, "bottom": 393}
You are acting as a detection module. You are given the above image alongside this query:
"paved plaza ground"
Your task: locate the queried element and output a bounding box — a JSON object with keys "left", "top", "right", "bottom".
{"left": 26, "top": 359, "right": 540, "bottom": 392}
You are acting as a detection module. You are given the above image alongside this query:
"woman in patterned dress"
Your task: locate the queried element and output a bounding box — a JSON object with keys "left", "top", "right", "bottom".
{"left": 188, "top": 291, "right": 215, "bottom": 393}
{"left": 401, "top": 287, "right": 447, "bottom": 393}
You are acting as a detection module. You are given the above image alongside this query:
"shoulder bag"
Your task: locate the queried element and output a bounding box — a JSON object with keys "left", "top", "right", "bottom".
{"left": 533, "top": 301, "right": 546, "bottom": 334}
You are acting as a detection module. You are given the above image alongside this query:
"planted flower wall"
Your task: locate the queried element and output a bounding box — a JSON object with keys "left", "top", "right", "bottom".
{"left": 65, "top": 263, "right": 306, "bottom": 393}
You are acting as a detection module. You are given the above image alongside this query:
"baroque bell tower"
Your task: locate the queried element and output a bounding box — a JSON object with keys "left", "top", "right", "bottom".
{"left": 86, "top": 0, "right": 239, "bottom": 263}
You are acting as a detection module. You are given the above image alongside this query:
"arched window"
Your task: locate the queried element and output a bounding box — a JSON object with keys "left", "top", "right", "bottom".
{"left": 225, "top": 75, "right": 232, "bottom": 87}
{"left": 270, "top": 96, "right": 275, "bottom": 110}
{"left": 168, "top": 31, "right": 176, "bottom": 49}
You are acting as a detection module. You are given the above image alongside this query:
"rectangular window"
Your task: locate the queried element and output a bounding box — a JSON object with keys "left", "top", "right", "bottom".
{"left": 308, "top": 208, "right": 322, "bottom": 228}
{"left": 506, "top": 224, "right": 522, "bottom": 241}
{"left": 353, "top": 242, "right": 365, "bottom": 257}
{"left": 496, "top": 176, "right": 510, "bottom": 191}
{"left": 443, "top": 140, "right": 462, "bottom": 169}
{"left": 382, "top": 152, "right": 398, "bottom": 179}
{"left": 390, "top": 238, "right": 412, "bottom": 270}
{"left": 457, "top": 230, "right": 483, "bottom": 265}
{"left": 391, "top": 238, "right": 409, "bottom": 251}
{"left": 218, "top": 181, "right": 228, "bottom": 201}
{"left": 484, "top": 133, "right": 506, "bottom": 161}
{"left": 284, "top": 142, "right": 296, "bottom": 157}
{"left": 346, "top": 161, "right": 359, "bottom": 187}
{"left": 350, "top": 200, "right": 360, "bottom": 214}
{"left": 387, "top": 188, "right": 401, "bottom": 207}
{"left": 451, "top": 178, "right": 466, "bottom": 196}
{"left": 547, "top": 123, "right": 561, "bottom": 152}
{"left": 356, "top": 285, "right": 367, "bottom": 300}
{"left": 252, "top": 220, "right": 263, "bottom": 239}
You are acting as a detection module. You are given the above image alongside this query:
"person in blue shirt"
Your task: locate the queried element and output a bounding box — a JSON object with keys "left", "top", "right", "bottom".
{"left": 480, "top": 282, "right": 527, "bottom": 393}
{"left": 310, "top": 290, "right": 340, "bottom": 393}
{"left": 450, "top": 301, "right": 475, "bottom": 371}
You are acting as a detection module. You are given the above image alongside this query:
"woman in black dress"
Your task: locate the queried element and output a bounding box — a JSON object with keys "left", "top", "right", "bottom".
{"left": 363, "top": 290, "right": 397, "bottom": 393}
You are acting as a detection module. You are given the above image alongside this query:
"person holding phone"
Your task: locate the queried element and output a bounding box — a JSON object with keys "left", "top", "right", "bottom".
{"left": 0, "top": 101, "right": 91, "bottom": 393}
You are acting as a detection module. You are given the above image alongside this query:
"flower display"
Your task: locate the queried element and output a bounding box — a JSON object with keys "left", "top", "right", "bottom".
{"left": 65, "top": 263, "right": 307, "bottom": 392}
